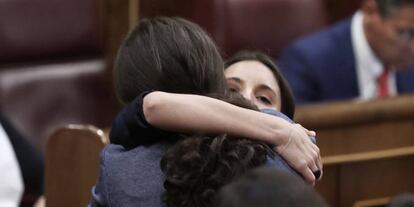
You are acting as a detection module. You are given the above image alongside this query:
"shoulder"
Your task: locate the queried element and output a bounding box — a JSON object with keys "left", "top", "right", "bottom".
{"left": 396, "top": 67, "right": 414, "bottom": 92}
{"left": 265, "top": 154, "right": 298, "bottom": 176}
{"left": 100, "top": 143, "right": 169, "bottom": 168}
{"left": 280, "top": 19, "right": 352, "bottom": 62}
{"left": 98, "top": 143, "right": 169, "bottom": 206}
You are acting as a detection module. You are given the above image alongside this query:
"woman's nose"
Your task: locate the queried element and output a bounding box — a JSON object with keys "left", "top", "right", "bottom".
{"left": 241, "top": 90, "right": 254, "bottom": 103}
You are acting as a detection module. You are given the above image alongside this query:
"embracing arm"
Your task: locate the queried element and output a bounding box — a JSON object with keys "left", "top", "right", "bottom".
{"left": 110, "top": 91, "right": 291, "bottom": 147}
{"left": 144, "top": 91, "right": 289, "bottom": 146}
{"left": 144, "top": 91, "right": 321, "bottom": 185}
{"left": 109, "top": 91, "right": 321, "bottom": 184}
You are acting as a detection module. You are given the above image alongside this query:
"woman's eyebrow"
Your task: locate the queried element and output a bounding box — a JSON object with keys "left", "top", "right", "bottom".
{"left": 226, "top": 77, "right": 243, "bottom": 84}
{"left": 256, "top": 84, "right": 278, "bottom": 96}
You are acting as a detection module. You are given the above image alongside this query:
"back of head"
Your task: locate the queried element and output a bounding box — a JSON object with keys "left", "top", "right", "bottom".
{"left": 214, "top": 167, "right": 329, "bottom": 207}
{"left": 160, "top": 94, "right": 271, "bottom": 207}
{"left": 225, "top": 50, "right": 295, "bottom": 119}
{"left": 114, "top": 17, "right": 227, "bottom": 104}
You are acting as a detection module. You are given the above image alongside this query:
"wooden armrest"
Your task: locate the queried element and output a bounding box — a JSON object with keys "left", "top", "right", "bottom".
{"left": 295, "top": 95, "right": 414, "bottom": 129}
{"left": 353, "top": 197, "right": 391, "bottom": 207}
{"left": 322, "top": 146, "right": 414, "bottom": 165}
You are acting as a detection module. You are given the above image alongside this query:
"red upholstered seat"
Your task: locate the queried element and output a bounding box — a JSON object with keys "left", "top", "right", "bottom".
{"left": 0, "top": 0, "right": 117, "bottom": 153}
{"left": 140, "top": 0, "right": 329, "bottom": 58}
{"left": 0, "top": 0, "right": 102, "bottom": 64}
{"left": 0, "top": 60, "right": 117, "bottom": 151}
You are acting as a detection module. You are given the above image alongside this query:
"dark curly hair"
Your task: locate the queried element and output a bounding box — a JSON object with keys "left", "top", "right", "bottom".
{"left": 160, "top": 94, "right": 272, "bottom": 207}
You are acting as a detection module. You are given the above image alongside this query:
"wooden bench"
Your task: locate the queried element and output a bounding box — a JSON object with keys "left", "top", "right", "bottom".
{"left": 295, "top": 95, "right": 414, "bottom": 206}
{"left": 45, "top": 125, "right": 108, "bottom": 207}
{"left": 316, "top": 146, "right": 414, "bottom": 207}
{"left": 45, "top": 126, "right": 414, "bottom": 207}
{"left": 296, "top": 95, "right": 414, "bottom": 156}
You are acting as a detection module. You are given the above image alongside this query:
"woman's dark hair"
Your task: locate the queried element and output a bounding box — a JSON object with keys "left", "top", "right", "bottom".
{"left": 214, "top": 167, "right": 329, "bottom": 207}
{"left": 224, "top": 50, "right": 295, "bottom": 119}
{"left": 114, "top": 17, "right": 227, "bottom": 105}
{"left": 160, "top": 94, "right": 272, "bottom": 207}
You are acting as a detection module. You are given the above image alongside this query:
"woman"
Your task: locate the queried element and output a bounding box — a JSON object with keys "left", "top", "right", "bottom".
{"left": 225, "top": 51, "right": 322, "bottom": 173}
{"left": 90, "top": 17, "right": 320, "bottom": 207}
{"left": 110, "top": 49, "right": 320, "bottom": 181}
{"left": 224, "top": 50, "right": 294, "bottom": 118}
{"left": 159, "top": 52, "right": 320, "bottom": 207}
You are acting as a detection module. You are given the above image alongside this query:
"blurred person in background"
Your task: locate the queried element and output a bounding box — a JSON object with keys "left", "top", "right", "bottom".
{"left": 0, "top": 113, "right": 44, "bottom": 207}
{"left": 278, "top": 0, "right": 414, "bottom": 104}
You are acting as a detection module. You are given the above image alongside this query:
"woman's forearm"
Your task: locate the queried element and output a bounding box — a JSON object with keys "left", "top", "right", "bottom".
{"left": 143, "top": 91, "right": 291, "bottom": 146}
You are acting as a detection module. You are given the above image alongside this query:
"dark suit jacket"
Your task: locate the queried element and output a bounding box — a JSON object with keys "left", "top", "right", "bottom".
{"left": 0, "top": 113, "right": 44, "bottom": 207}
{"left": 278, "top": 18, "right": 414, "bottom": 105}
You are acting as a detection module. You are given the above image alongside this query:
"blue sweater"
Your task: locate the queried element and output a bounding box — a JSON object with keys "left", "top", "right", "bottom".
{"left": 90, "top": 95, "right": 314, "bottom": 207}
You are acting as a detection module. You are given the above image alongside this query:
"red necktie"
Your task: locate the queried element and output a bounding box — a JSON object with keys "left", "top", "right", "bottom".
{"left": 377, "top": 69, "right": 389, "bottom": 97}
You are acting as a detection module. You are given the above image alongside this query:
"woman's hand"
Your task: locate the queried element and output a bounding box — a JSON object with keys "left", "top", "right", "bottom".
{"left": 274, "top": 124, "right": 322, "bottom": 186}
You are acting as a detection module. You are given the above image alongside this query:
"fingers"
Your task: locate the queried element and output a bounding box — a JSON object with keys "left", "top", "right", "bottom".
{"left": 277, "top": 124, "right": 322, "bottom": 185}
{"left": 308, "top": 140, "right": 323, "bottom": 181}
{"left": 309, "top": 143, "right": 322, "bottom": 169}
{"left": 308, "top": 157, "right": 319, "bottom": 173}
{"left": 301, "top": 167, "right": 316, "bottom": 186}
{"left": 297, "top": 124, "right": 323, "bottom": 181}
{"left": 308, "top": 130, "right": 316, "bottom": 137}
{"left": 297, "top": 124, "right": 316, "bottom": 137}
{"left": 315, "top": 153, "right": 323, "bottom": 181}
{"left": 313, "top": 170, "right": 322, "bottom": 181}
{"left": 298, "top": 155, "right": 319, "bottom": 186}
{"left": 311, "top": 150, "right": 323, "bottom": 181}
{"left": 311, "top": 142, "right": 323, "bottom": 180}
{"left": 307, "top": 150, "right": 321, "bottom": 183}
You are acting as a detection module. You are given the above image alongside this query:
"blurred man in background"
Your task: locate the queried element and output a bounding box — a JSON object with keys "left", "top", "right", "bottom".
{"left": 278, "top": 0, "right": 414, "bottom": 104}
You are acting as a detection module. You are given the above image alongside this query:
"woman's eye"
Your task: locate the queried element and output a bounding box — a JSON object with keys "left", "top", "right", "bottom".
{"left": 257, "top": 96, "right": 272, "bottom": 105}
{"left": 228, "top": 87, "right": 239, "bottom": 93}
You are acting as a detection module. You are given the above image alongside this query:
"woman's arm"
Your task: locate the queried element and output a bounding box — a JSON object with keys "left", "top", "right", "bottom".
{"left": 144, "top": 91, "right": 321, "bottom": 185}
{"left": 144, "top": 91, "right": 289, "bottom": 145}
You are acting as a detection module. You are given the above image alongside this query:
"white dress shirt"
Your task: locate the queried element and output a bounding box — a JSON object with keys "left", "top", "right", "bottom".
{"left": 0, "top": 123, "right": 23, "bottom": 207}
{"left": 351, "top": 11, "right": 397, "bottom": 100}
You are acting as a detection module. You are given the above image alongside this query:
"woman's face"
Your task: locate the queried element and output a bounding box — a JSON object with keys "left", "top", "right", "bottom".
{"left": 225, "top": 60, "right": 282, "bottom": 111}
